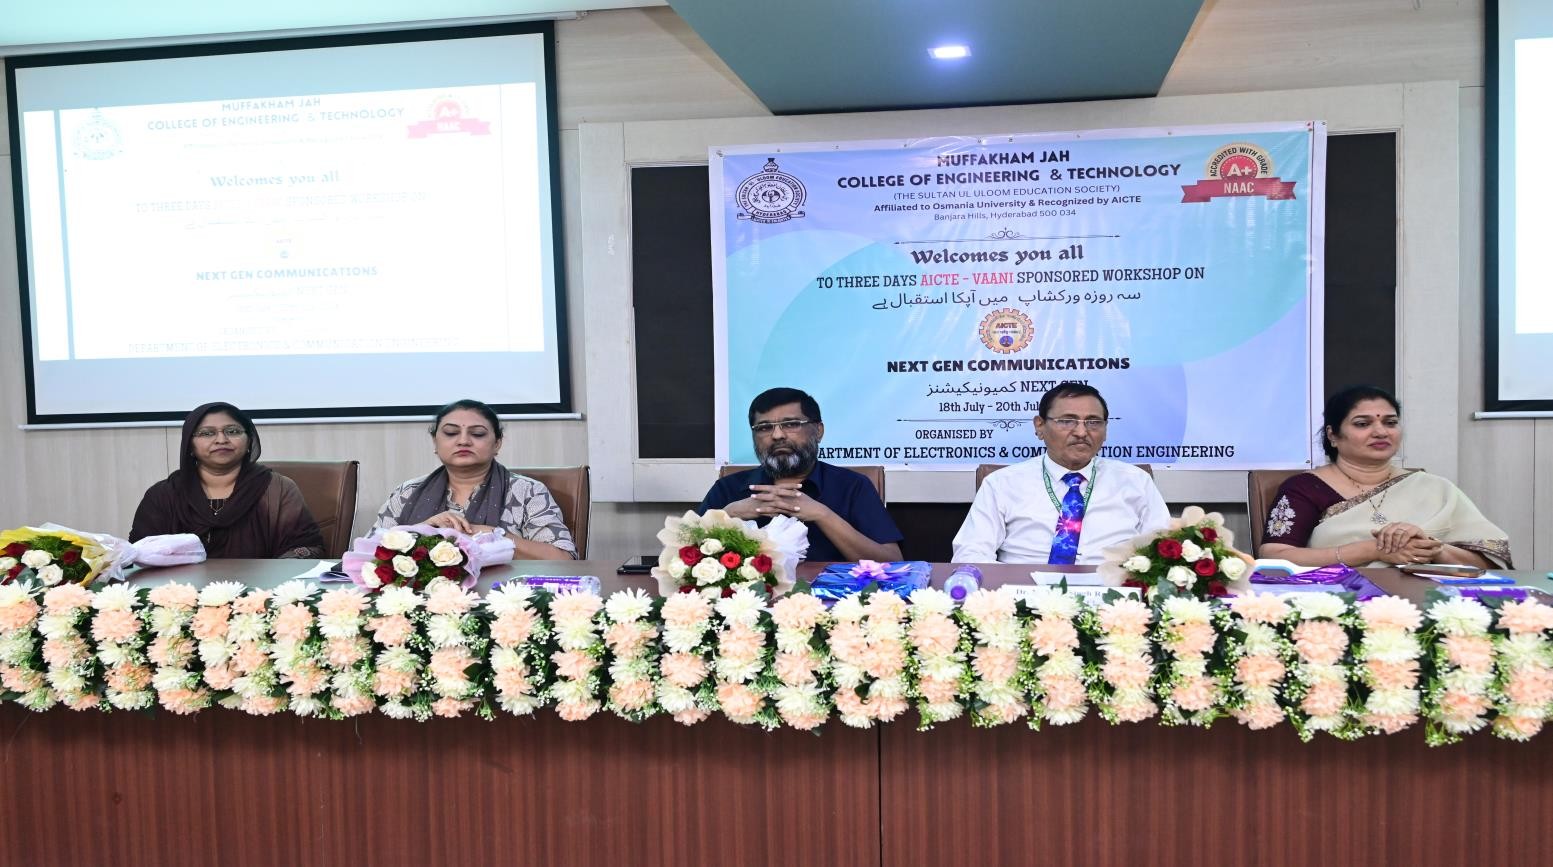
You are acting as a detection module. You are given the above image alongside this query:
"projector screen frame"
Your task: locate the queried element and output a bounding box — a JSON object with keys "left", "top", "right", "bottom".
{"left": 1484, "top": 0, "right": 1553, "bottom": 414}
{"left": 4, "top": 21, "right": 573, "bottom": 426}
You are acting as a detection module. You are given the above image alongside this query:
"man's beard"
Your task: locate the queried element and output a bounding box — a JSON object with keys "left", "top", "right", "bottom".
{"left": 758, "top": 437, "right": 818, "bottom": 479}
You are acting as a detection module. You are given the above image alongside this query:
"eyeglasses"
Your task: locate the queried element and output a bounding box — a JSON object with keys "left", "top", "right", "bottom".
{"left": 751, "top": 419, "right": 812, "bottom": 436}
{"left": 1044, "top": 417, "right": 1108, "bottom": 432}
{"left": 193, "top": 425, "right": 248, "bottom": 439}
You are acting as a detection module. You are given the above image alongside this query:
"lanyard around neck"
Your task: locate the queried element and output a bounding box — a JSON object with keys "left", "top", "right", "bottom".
{"left": 1041, "top": 456, "right": 1096, "bottom": 514}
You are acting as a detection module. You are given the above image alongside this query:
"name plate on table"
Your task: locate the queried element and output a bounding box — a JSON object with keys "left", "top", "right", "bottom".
{"left": 1028, "top": 571, "right": 1103, "bottom": 586}
{"left": 1004, "top": 584, "right": 1140, "bottom": 603}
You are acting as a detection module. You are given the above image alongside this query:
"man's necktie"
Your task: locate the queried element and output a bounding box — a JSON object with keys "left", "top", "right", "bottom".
{"left": 1047, "top": 471, "right": 1087, "bottom": 565}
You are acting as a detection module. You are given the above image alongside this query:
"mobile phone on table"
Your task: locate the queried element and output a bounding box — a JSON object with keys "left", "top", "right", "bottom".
{"left": 1397, "top": 563, "right": 1484, "bottom": 579}
{"left": 617, "top": 555, "right": 658, "bottom": 575}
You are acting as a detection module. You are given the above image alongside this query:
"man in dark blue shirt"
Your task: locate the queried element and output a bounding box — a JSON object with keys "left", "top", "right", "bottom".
{"left": 697, "top": 387, "right": 903, "bottom": 563}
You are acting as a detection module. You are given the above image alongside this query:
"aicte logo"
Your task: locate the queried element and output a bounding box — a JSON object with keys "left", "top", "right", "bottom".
{"left": 978, "top": 308, "right": 1033, "bottom": 354}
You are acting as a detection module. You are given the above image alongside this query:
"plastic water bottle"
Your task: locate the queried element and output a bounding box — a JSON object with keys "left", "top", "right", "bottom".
{"left": 519, "top": 575, "right": 602, "bottom": 595}
{"left": 944, "top": 565, "right": 983, "bottom": 602}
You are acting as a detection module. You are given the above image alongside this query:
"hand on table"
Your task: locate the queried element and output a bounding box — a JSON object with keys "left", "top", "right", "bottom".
{"left": 1371, "top": 522, "right": 1428, "bottom": 555}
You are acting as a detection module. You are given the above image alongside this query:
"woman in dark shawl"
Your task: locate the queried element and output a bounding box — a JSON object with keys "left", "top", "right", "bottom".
{"left": 372, "top": 399, "right": 576, "bottom": 560}
{"left": 129, "top": 402, "right": 325, "bottom": 559}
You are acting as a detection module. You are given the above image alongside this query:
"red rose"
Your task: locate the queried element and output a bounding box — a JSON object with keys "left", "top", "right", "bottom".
{"left": 721, "top": 587, "right": 735, "bottom": 598}
{"left": 1193, "top": 557, "right": 1217, "bottom": 577}
{"left": 720, "top": 552, "right": 743, "bottom": 569}
{"left": 411, "top": 546, "right": 429, "bottom": 562}
{"left": 750, "top": 554, "right": 773, "bottom": 574}
{"left": 1122, "top": 579, "right": 1145, "bottom": 590}
{"left": 1155, "top": 538, "right": 1183, "bottom": 560}
{"left": 1200, "top": 527, "right": 1218, "bottom": 543}
{"left": 375, "top": 564, "right": 395, "bottom": 583}
{"left": 678, "top": 585, "right": 695, "bottom": 593}
{"left": 679, "top": 546, "right": 703, "bottom": 566}
{"left": 5, "top": 564, "right": 21, "bottom": 580}
{"left": 61, "top": 549, "right": 81, "bottom": 565}
{"left": 374, "top": 546, "right": 395, "bottom": 562}
{"left": 2, "top": 543, "right": 24, "bottom": 558}
{"left": 441, "top": 566, "right": 462, "bottom": 579}
{"left": 1207, "top": 581, "right": 1228, "bottom": 597}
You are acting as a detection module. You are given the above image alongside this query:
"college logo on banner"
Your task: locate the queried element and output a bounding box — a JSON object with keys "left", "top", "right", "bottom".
{"left": 735, "top": 158, "right": 807, "bottom": 224}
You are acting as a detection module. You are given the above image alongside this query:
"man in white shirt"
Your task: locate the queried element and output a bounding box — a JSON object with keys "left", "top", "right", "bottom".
{"left": 952, "top": 383, "right": 1169, "bottom": 565}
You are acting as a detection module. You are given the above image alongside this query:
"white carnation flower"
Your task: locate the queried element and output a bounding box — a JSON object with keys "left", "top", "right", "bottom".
{"left": 198, "top": 638, "right": 233, "bottom": 665}
{"left": 831, "top": 595, "right": 866, "bottom": 623}
{"left": 920, "top": 657, "right": 964, "bottom": 682}
{"left": 1288, "top": 592, "right": 1348, "bottom": 620}
{"left": 908, "top": 587, "right": 956, "bottom": 617}
{"left": 1365, "top": 688, "right": 1420, "bottom": 716}
{"left": 290, "top": 696, "right": 325, "bottom": 717}
{"left": 714, "top": 657, "right": 763, "bottom": 683}
{"left": 91, "top": 584, "right": 136, "bottom": 612}
{"left": 428, "top": 541, "right": 462, "bottom": 568}
{"left": 870, "top": 675, "right": 906, "bottom": 700}
{"left": 317, "top": 612, "right": 361, "bottom": 639}
{"left": 1022, "top": 586, "right": 1081, "bottom": 619}
{"left": 1427, "top": 597, "right": 1493, "bottom": 637}
{"left": 371, "top": 585, "right": 421, "bottom": 616}
{"left": 662, "top": 625, "right": 704, "bottom": 653}
{"left": 153, "top": 668, "right": 195, "bottom": 692}
{"left": 484, "top": 583, "right": 533, "bottom": 615}
{"left": 775, "top": 682, "right": 823, "bottom": 715}
{"left": 1174, "top": 656, "right": 1208, "bottom": 678}
{"left": 865, "top": 617, "right": 905, "bottom": 642}
{"left": 270, "top": 580, "right": 318, "bottom": 607}
{"left": 1122, "top": 555, "right": 1152, "bottom": 574}
{"left": 656, "top": 683, "right": 695, "bottom": 713}
{"left": 378, "top": 646, "right": 419, "bottom": 673}
{"left": 1045, "top": 705, "right": 1088, "bottom": 725}
{"left": 977, "top": 618, "right": 1024, "bottom": 651}
{"left": 37, "top": 613, "right": 77, "bottom": 641}
{"left": 698, "top": 538, "right": 725, "bottom": 555}
{"left": 1497, "top": 634, "right": 1550, "bottom": 670}
{"left": 109, "top": 690, "right": 154, "bottom": 710}
{"left": 1038, "top": 651, "right": 1082, "bottom": 679}
{"left": 976, "top": 682, "right": 1021, "bottom": 706}
{"left": 97, "top": 644, "right": 132, "bottom": 666}
{"left": 1178, "top": 540, "right": 1203, "bottom": 563}
{"left": 555, "top": 621, "right": 599, "bottom": 651}
{"left": 775, "top": 627, "right": 811, "bottom": 654}
{"left": 20, "top": 549, "right": 53, "bottom": 569}
{"left": 489, "top": 646, "right": 524, "bottom": 671}
{"left": 380, "top": 530, "right": 416, "bottom": 553}
{"left": 37, "top": 565, "right": 64, "bottom": 586}
{"left": 0, "top": 632, "right": 34, "bottom": 665}
{"left": 380, "top": 701, "right": 414, "bottom": 720}
{"left": 1241, "top": 623, "right": 1280, "bottom": 656}
{"left": 391, "top": 555, "right": 418, "bottom": 578}
{"left": 426, "top": 614, "right": 468, "bottom": 648}
{"left": 1360, "top": 630, "right": 1421, "bottom": 664}
{"left": 1100, "top": 634, "right": 1148, "bottom": 657}
{"left": 605, "top": 588, "right": 655, "bottom": 623}
{"left": 552, "top": 680, "right": 593, "bottom": 704}
{"left": 1442, "top": 668, "right": 1494, "bottom": 694}
{"left": 49, "top": 669, "right": 87, "bottom": 694}
{"left": 198, "top": 582, "right": 247, "bottom": 607}
{"left": 1166, "top": 565, "right": 1196, "bottom": 589}
{"left": 1219, "top": 557, "right": 1248, "bottom": 580}
{"left": 832, "top": 661, "right": 866, "bottom": 689}
{"left": 690, "top": 558, "right": 726, "bottom": 585}
{"left": 1162, "top": 596, "right": 1213, "bottom": 624}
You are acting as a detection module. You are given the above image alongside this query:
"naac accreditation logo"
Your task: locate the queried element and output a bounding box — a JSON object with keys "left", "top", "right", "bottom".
{"left": 1181, "top": 142, "right": 1296, "bottom": 203}
{"left": 979, "top": 308, "right": 1033, "bottom": 354}
{"left": 735, "top": 157, "right": 807, "bottom": 224}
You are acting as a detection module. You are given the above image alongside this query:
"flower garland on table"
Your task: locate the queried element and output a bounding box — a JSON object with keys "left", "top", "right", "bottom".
{"left": 905, "top": 588, "right": 966, "bottom": 728}
{"left": 144, "top": 583, "right": 209, "bottom": 714}
{"left": 1355, "top": 596, "right": 1425, "bottom": 734}
{"left": 548, "top": 590, "right": 605, "bottom": 722}
{"left": 1084, "top": 595, "right": 1157, "bottom": 723}
{"left": 266, "top": 581, "right": 328, "bottom": 718}
{"left": 1153, "top": 594, "right": 1225, "bottom": 727}
{"left": 769, "top": 592, "right": 832, "bottom": 730}
{"left": 423, "top": 580, "right": 486, "bottom": 719}
{"left": 486, "top": 583, "right": 550, "bottom": 717}
{"left": 1422, "top": 595, "right": 1496, "bottom": 745}
{"left": 959, "top": 588, "right": 1028, "bottom": 727}
{"left": 1488, "top": 599, "right": 1553, "bottom": 741}
{"left": 602, "top": 588, "right": 661, "bottom": 722}
{"left": 312, "top": 586, "right": 376, "bottom": 718}
{"left": 40, "top": 583, "right": 101, "bottom": 710}
{"left": 226, "top": 587, "right": 286, "bottom": 716}
{"left": 657, "top": 591, "right": 717, "bottom": 725}
{"left": 713, "top": 588, "right": 779, "bottom": 728}
{"left": 90, "top": 584, "right": 154, "bottom": 711}
{"left": 829, "top": 591, "right": 911, "bottom": 728}
{"left": 1284, "top": 593, "right": 1361, "bottom": 740}
{"left": 0, "top": 582, "right": 50, "bottom": 710}
{"left": 1020, "top": 587, "right": 1089, "bottom": 728}
{"left": 1224, "top": 593, "right": 1294, "bottom": 731}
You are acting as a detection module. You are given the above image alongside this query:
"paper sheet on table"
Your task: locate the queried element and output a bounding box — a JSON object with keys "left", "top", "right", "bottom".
{"left": 1027, "top": 570, "right": 1103, "bottom": 586}
{"left": 287, "top": 560, "right": 343, "bottom": 581}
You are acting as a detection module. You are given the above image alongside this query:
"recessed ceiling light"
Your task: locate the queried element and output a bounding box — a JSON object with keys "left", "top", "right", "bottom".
{"left": 929, "top": 45, "right": 970, "bottom": 60}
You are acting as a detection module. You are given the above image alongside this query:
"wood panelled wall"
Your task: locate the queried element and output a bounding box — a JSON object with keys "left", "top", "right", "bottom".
{"left": 2, "top": 1, "right": 1545, "bottom": 567}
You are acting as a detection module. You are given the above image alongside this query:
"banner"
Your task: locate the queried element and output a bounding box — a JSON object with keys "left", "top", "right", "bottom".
{"left": 711, "top": 123, "right": 1325, "bottom": 469}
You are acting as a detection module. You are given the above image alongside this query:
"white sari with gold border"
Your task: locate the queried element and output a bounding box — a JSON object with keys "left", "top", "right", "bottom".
{"left": 1306, "top": 470, "right": 1513, "bottom": 568}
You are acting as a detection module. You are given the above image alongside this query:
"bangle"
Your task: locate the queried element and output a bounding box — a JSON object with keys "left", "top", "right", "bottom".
{"left": 1332, "top": 543, "right": 1347, "bottom": 565}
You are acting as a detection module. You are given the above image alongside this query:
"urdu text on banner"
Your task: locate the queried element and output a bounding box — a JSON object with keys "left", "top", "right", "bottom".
{"left": 711, "top": 122, "right": 1326, "bottom": 470}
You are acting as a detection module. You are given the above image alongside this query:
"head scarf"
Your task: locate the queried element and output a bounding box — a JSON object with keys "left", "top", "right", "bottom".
{"left": 170, "top": 402, "right": 274, "bottom": 537}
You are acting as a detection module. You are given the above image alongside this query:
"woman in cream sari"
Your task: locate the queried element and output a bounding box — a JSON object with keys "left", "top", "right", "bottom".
{"left": 1260, "top": 386, "right": 1512, "bottom": 569}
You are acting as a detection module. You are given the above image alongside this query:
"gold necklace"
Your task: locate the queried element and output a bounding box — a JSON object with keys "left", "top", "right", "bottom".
{"left": 1333, "top": 463, "right": 1394, "bottom": 525}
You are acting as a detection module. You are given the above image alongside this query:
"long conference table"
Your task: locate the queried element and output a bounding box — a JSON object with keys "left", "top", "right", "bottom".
{"left": 4, "top": 560, "right": 1553, "bottom": 867}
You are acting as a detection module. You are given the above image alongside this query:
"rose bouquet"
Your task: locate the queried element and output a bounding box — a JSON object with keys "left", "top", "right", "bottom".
{"left": 1098, "top": 506, "right": 1254, "bottom": 600}
{"left": 343, "top": 524, "right": 513, "bottom": 592}
{"left": 651, "top": 510, "right": 807, "bottom": 597}
{"left": 0, "top": 527, "right": 108, "bottom": 587}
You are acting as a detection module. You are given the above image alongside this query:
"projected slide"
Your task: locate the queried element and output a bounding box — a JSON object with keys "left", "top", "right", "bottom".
{"left": 28, "top": 85, "right": 542, "bottom": 360}
{"left": 1516, "top": 37, "right": 1553, "bottom": 335}
{"left": 8, "top": 26, "right": 566, "bottom": 421}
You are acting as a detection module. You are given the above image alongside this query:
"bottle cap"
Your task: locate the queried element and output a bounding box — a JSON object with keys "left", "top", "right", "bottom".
{"left": 949, "top": 584, "right": 969, "bottom": 600}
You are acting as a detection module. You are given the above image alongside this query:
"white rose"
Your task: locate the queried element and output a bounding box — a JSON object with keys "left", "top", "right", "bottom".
{"left": 37, "top": 564, "right": 64, "bottom": 586}
{"left": 1178, "top": 540, "right": 1203, "bottom": 563}
{"left": 428, "top": 541, "right": 462, "bottom": 568}
{"left": 1166, "top": 565, "right": 1196, "bottom": 589}
{"left": 361, "top": 562, "right": 383, "bottom": 588}
{"left": 0, "top": 557, "right": 15, "bottom": 572}
{"left": 1219, "top": 557, "right": 1247, "bottom": 580}
{"left": 737, "top": 564, "right": 760, "bottom": 581}
{"left": 392, "top": 555, "right": 418, "bottom": 578}
{"left": 668, "top": 558, "right": 690, "bottom": 580}
{"left": 690, "top": 558, "right": 726, "bottom": 585}
{"left": 698, "top": 538, "right": 725, "bottom": 555}
{"left": 20, "top": 549, "right": 53, "bottom": 569}
{"left": 381, "top": 530, "right": 416, "bottom": 553}
{"left": 1122, "top": 555, "right": 1151, "bottom": 573}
